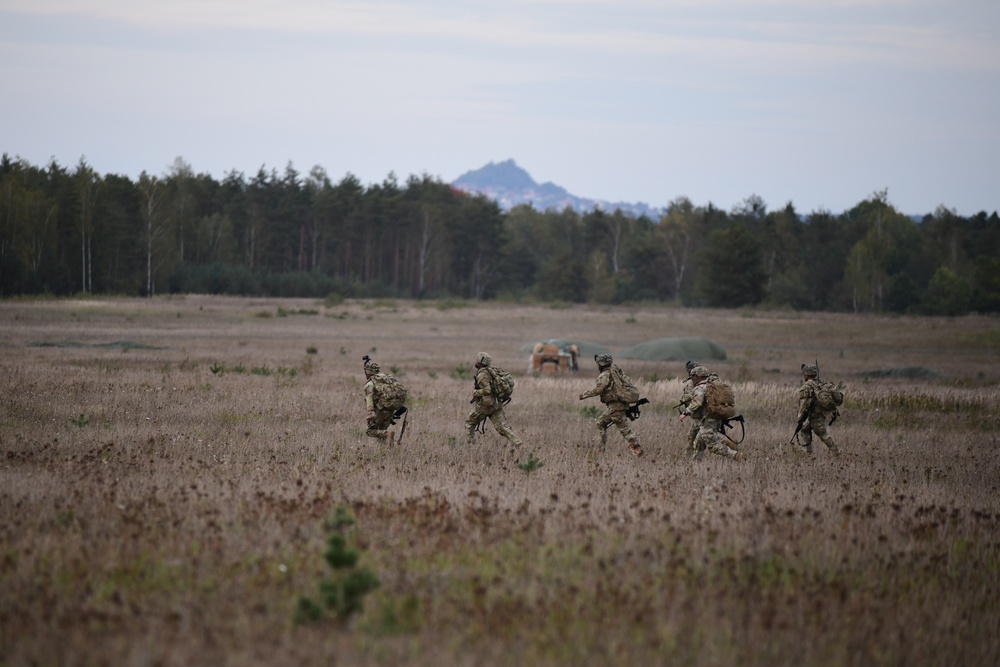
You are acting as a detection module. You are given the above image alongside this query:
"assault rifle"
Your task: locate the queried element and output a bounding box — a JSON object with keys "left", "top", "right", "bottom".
{"left": 790, "top": 398, "right": 813, "bottom": 446}
{"left": 720, "top": 415, "right": 746, "bottom": 445}
{"left": 626, "top": 398, "right": 650, "bottom": 421}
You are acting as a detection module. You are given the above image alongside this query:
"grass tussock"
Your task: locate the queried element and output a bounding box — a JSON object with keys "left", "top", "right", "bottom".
{"left": 1, "top": 296, "right": 999, "bottom": 666}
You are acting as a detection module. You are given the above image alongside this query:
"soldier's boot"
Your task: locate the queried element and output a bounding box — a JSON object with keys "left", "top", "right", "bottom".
{"left": 599, "top": 428, "right": 608, "bottom": 452}
{"left": 732, "top": 450, "right": 745, "bottom": 462}
{"left": 628, "top": 439, "right": 643, "bottom": 457}
{"left": 387, "top": 430, "right": 395, "bottom": 446}
{"left": 466, "top": 427, "right": 475, "bottom": 445}
{"left": 691, "top": 448, "right": 704, "bottom": 462}
{"left": 827, "top": 442, "right": 841, "bottom": 457}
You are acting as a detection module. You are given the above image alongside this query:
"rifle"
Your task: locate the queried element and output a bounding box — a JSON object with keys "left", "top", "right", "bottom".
{"left": 671, "top": 401, "right": 686, "bottom": 414}
{"left": 720, "top": 415, "right": 746, "bottom": 445}
{"left": 790, "top": 399, "right": 814, "bottom": 445}
{"left": 397, "top": 409, "right": 408, "bottom": 444}
{"left": 626, "top": 398, "right": 650, "bottom": 421}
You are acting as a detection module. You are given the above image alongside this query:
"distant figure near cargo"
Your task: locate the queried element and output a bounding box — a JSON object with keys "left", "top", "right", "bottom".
{"left": 793, "top": 363, "right": 843, "bottom": 457}
{"left": 679, "top": 366, "right": 743, "bottom": 461}
{"left": 362, "top": 355, "right": 407, "bottom": 444}
{"left": 579, "top": 354, "right": 643, "bottom": 457}
{"left": 465, "top": 352, "right": 523, "bottom": 450}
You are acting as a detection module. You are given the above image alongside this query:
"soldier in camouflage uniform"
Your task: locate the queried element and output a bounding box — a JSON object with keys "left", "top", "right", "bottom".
{"left": 363, "top": 357, "right": 398, "bottom": 444}
{"left": 679, "top": 365, "right": 743, "bottom": 461}
{"left": 465, "top": 352, "right": 523, "bottom": 449}
{"left": 796, "top": 363, "right": 840, "bottom": 456}
{"left": 578, "top": 353, "right": 643, "bottom": 457}
{"left": 678, "top": 360, "right": 700, "bottom": 453}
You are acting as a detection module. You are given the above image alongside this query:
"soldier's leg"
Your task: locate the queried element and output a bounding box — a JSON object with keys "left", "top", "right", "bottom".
{"left": 611, "top": 410, "right": 642, "bottom": 456}
{"left": 596, "top": 410, "right": 615, "bottom": 450}
{"left": 465, "top": 408, "right": 483, "bottom": 444}
{"left": 489, "top": 409, "right": 522, "bottom": 447}
{"left": 800, "top": 422, "right": 815, "bottom": 454}
{"left": 810, "top": 415, "right": 839, "bottom": 456}
{"left": 694, "top": 420, "right": 739, "bottom": 460}
{"left": 367, "top": 411, "right": 396, "bottom": 442}
{"left": 687, "top": 422, "right": 699, "bottom": 451}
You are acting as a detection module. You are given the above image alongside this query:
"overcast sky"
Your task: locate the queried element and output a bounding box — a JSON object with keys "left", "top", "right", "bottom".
{"left": 2, "top": 0, "right": 998, "bottom": 216}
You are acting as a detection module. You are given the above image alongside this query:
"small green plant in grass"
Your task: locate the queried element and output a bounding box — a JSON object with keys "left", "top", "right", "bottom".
{"left": 451, "top": 363, "right": 473, "bottom": 380}
{"left": 71, "top": 413, "right": 90, "bottom": 428}
{"left": 389, "top": 365, "right": 402, "bottom": 376}
{"left": 517, "top": 453, "right": 544, "bottom": 476}
{"left": 210, "top": 362, "right": 225, "bottom": 375}
{"left": 580, "top": 406, "right": 601, "bottom": 419}
{"left": 306, "top": 346, "right": 318, "bottom": 355}
{"left": 294, "top": 506, "right": 380, "bottom": 626}
{"left": 251, "top": 365, "right": 272, "bottom": 376}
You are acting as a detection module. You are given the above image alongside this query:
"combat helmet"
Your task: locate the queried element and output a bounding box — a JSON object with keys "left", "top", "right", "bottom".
{"left": 363, "top": 355, "right": 380, "bottom": 376}
{"left": 595, "top": 353, "right": 613, "bottom": 368}
{"left": 476, "top": 351, "right": 492, "bottom": 368}
{"left": 801, "top": 363, "right": 819, "bottom": 377}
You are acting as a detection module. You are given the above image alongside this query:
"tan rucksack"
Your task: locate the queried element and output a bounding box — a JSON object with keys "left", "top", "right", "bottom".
{"left": 606, "top": 365, "right": 640, "bottom": 404}
{"left": 704, "top": 378, "right": 736, "bottom": 419}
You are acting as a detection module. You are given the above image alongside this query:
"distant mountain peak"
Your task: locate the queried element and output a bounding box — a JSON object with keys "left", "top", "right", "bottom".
{"left": 453, "top": 159, "right": 537, "bottom": 191}
{"left": 452, "top": 160, "right": 661, "bottom": 218}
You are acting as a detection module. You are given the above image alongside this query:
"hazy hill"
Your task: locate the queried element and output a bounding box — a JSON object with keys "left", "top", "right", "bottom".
{"left": 452, "top": 159, "right": 663, "bottom": 218}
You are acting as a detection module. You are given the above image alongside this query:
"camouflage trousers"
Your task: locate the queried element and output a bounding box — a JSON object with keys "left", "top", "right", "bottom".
{"left": 366, "top": 408, "right": 396, "bottom": 440}
{"left": 686, "top": 421, "right": 699, "bottom": 451}
{"left": 692, "top": 417, "right": 738, "bottom": 459}
{"left": 466, "top": 404, "right": 522, "bottom": 447}
{"left": 799, "top": 413, "right": 838, "bottom": 453}
{"left": 596, "top": 404, "right": 639, "bottom": 450}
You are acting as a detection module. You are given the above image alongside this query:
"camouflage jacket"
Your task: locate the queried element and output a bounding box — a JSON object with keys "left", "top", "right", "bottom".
{"left": 581, "top": 368, "right": 617, "bottom": 405}
{"left": 682, "top": 374, "right": 719, "bottom": 420}
{"left": 471, "top": 367, "right": 497, "bottom": 406}
{"left": 798, "top": 378, "right": 826, "bottom": 418}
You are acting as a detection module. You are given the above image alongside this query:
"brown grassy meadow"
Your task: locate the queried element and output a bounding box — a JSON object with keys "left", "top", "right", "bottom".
{"left": 1, "top": 296, "right": 999, "bottom": 666}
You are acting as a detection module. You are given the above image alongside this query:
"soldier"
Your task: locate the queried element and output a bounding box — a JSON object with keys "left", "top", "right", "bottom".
{"left": 465, "top": 352, "right": 523, "bottom": 449}
{"left": 578, "top": 353, "right": 643, "bottom": 457}
{"left": 679, "top": 365, "right": 743, "bottom": 461}
{"left": 679, "top": 360, "right": 700, "bottom": 453}
{"left": 363, "top": 356, "right": 406, "bottom": 444}
{"left": 795, "top": 363, "right": 841, "bottom": 456}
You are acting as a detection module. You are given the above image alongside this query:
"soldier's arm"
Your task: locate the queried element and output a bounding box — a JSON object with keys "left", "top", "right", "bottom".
{"left": 682, "top": 385, "right": 705, "bottom": 416}
{"left": 364, "top": 382, "right": 375, "bottom": 415}
{"left": 579, "top": 372, "right": 610, "bottom": 400}
{"left": 472, "top": 370, "right": 491, "bottom": 398}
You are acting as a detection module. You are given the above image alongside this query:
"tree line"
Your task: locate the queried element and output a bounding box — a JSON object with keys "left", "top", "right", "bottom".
{"left": 2, "top": 154, "right": 998, "bottom": 315}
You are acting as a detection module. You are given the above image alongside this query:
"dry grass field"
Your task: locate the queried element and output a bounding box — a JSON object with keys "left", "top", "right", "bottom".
{"left": 2, "top": 296, "right": 999, "bottom": 667}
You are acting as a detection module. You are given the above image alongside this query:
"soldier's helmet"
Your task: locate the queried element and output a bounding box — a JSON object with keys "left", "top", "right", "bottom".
{"left": 801, "top": 363, "right": 819, "bottom": 376}
{"left": 476, "top": 351, "right": 492, "bottom": 367}
{"left": 690, "top": 365, "right": 710, "bottom": 378}
{"left": 595, "top": 353, "right": 613, "bottom": 368}
{"left": 363, "top": 356, "right": 380, "bottom": 375}
{"left": 685, "top": 360, "right": 699, "bottom": 375}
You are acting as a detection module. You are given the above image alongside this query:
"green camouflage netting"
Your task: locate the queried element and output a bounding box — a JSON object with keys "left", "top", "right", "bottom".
{"left": 617, "top": 337, "right": 727, "bottom": 362}
{"left": 855, "top": 366, "right": 942, "bottom": 379}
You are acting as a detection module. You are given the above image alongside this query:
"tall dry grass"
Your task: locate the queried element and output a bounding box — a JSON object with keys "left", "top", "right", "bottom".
{"left": 1, "top": 296, "right": 998, "bottom": 666}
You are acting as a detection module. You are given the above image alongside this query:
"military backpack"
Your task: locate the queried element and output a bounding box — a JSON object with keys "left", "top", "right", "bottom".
{"left": 488, "top": 366, "right": 515, "bottom": 404}
{"left": 704, "top": 378, "right": 737, "bottom": 420}
{"left": 607, "top": 364, "right": 641, "bottom": 404}
{"left": 372, "top": 373, "right": 407, "bottom": 411}
{"left": 814, "top": 379, "right": 844, "bottom": 411}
